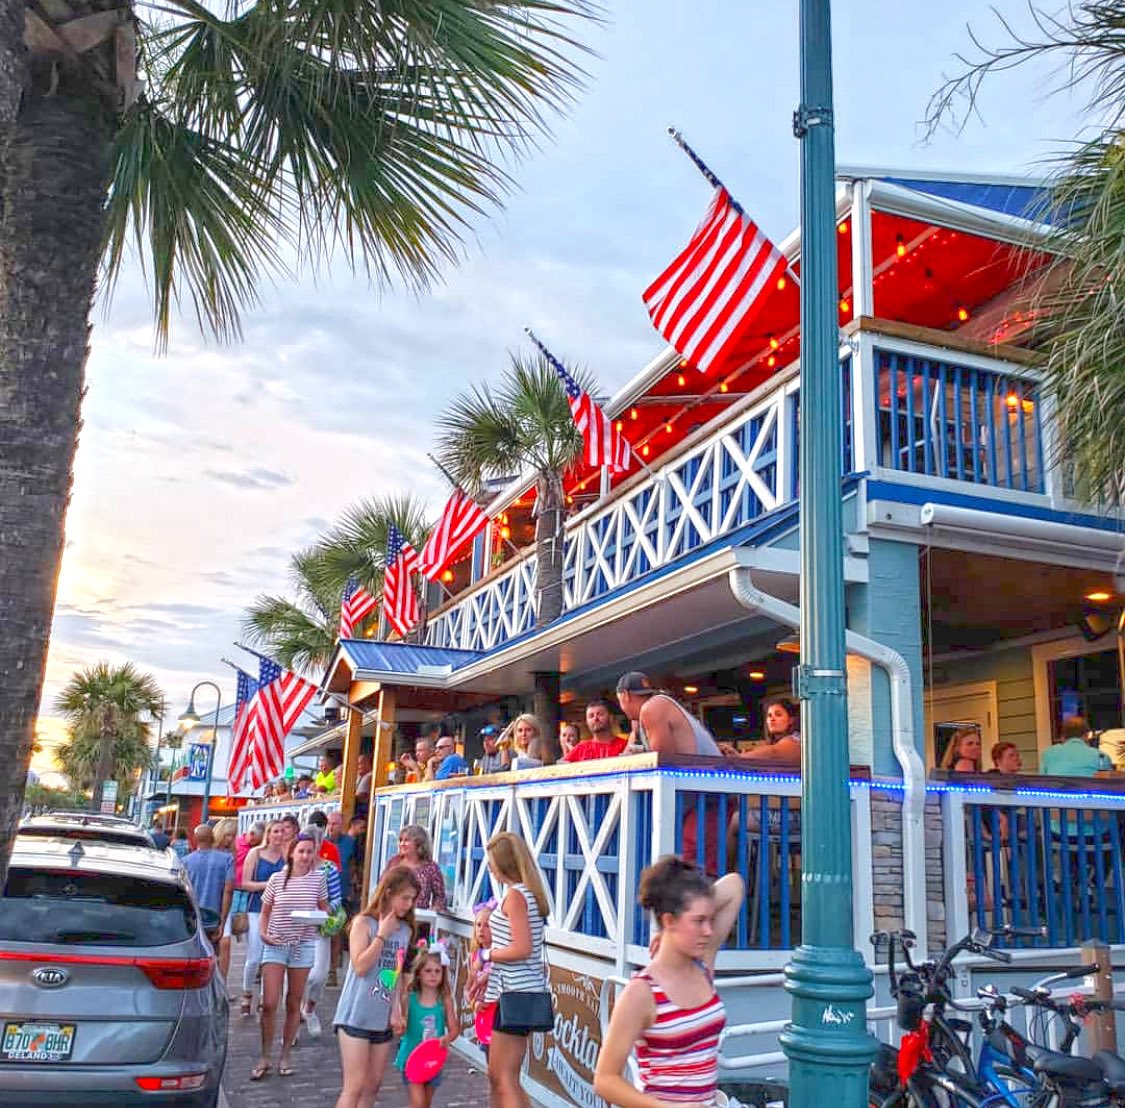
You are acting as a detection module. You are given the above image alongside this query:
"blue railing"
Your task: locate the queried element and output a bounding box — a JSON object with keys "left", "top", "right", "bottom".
{"left": 961, "top": 799, "right": 1125, "bottom": 947}
{"left": 874, "top": 348, "right": 1043, "bottom": 492}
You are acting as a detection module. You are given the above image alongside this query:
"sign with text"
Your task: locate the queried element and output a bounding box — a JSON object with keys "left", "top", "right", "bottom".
{"left": 99, "top": 780, "right": 118, "bottom": 814}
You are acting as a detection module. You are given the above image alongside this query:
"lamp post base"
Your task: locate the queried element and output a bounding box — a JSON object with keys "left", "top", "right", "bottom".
{"left": 780, "top": 944, "right": 876, "bottom": 1107}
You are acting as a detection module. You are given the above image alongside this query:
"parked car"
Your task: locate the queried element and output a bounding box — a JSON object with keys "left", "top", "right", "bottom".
{"left": 18, "top": 812, "right": 156, "bottom": 850}
{"left": 0, "top": 834, "right": 228, "bottom": 1107}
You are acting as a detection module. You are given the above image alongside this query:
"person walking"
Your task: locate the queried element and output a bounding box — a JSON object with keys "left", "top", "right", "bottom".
{"left": 382, "top": 824, "right": 448, "bottom": 911}
{"left": 239, "top": 821, "right": 287, "bottom": 1017}
{"left": 300, "top": 823, "right": 346, "bottom": 1039}
{"left": 182, "top": 824, "right": 234, "bottom": 942}
{"left": 252, "top": 833, "right": 328, "bottom": 1081}
{"left": 149, "top": 819, "right": 170, "bottom": 850}
{"left": 480, "top": 832, "right": 553, "bottom": 1108}
{"left": 334, "top": 865, "right": 422, "bottom": 1108}
{"left": 594, "top": 856, "right": 744, "bottom": 1108}
{"left": 395, "top": 942, "right": 459, "bottom": 1108}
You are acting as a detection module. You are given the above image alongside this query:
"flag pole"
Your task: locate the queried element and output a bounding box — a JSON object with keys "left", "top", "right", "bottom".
{"left": 232, "top": 642, "right": 351, "bottom": 710}
{"left": 523, "top": 327, "right": 658, "bottom": 481}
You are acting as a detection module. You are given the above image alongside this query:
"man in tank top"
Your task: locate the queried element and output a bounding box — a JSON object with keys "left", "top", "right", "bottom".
{"left": 617, "top": 671, "right": 725, "bottom": 875}
{"left": 615, "top": 671, "right": 721, "bottom": 757}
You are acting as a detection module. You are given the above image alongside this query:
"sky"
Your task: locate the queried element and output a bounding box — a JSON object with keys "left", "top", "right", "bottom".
{"left": 33, "top": 1, "right": 1088, "bottom": 776}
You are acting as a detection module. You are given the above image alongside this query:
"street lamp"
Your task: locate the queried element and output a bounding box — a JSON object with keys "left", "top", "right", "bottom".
{"left": 178, "top": 681, "right": 222, "bottom": 824}
{"left": 780, "top": 1, "right": 875, "bottom": 1104}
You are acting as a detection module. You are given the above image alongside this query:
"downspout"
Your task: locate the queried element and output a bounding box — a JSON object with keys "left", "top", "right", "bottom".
{"left": 728, "top": 566, "right": 929, "bottom": 958}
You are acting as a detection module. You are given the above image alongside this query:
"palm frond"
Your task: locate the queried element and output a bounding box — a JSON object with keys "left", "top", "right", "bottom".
{"left": 240, "top": 593, "right": 338, "bottom": 672}
{"left": 113, "top": 0, "right": 600, "bottom": 340}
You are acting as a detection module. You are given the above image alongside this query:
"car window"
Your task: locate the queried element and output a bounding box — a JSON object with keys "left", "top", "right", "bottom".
{"left": 18, "top": 826, "right": 153, "bottom": 848}
{"left": 0, "top": 868, "right": 195, "bottom": 947}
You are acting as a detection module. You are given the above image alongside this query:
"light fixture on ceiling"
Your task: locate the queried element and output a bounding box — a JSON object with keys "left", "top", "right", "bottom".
{"left": 776, "top": 634, "right": 801, "bottom": 655}
{"left": 683, "top": 684, "right": 699, "bottom": 695}
{"left": 747, "top": 670, "right": 766, "bottom": 681}
{"left": 1085, "top": 590, "right": 1113, "bottom": 603}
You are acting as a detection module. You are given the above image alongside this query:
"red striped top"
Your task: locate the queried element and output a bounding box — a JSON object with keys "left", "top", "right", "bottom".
{"left": 634, "top": 968, "right": 726, "bottom": 1104}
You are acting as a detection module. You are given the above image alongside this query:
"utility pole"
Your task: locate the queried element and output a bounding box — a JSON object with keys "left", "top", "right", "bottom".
{"left": 780, "top": 2, "right": 876, "bottom": 1104}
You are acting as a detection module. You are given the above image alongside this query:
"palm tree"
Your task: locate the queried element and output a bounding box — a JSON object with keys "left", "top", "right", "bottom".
{"left": 0, "top": 1, "right": 596, "bottom": 880}
{"left": 243, "top": 493, "right": 429, "bottom": 672}
{"left": 55, "top": 662, "right": 164, "bottom": 811}
{"left": 926, "top": 1, "right": 1125, "bottom": 506}
{"left": 434, "top": 351, "right": 595, "bottom": 626}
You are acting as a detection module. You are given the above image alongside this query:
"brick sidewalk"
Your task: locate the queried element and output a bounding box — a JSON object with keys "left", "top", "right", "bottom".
{"left": 221, "top": 939, "right": 491, "bottom": 1108}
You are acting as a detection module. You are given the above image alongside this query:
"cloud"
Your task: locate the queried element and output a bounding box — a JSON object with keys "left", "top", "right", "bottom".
{"left": 205, "top": 466, "right": 293, "bottom": 491}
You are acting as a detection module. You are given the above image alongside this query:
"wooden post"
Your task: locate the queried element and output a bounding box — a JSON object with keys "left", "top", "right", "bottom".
{"left": 339, "top": 707, "right": 363, "bottom": 823}
{"left": 1081, "top": 940, "right": 1116, "bottom": 1054}
{"left": 533, "top": 670, "right": 561, "bottom": 764}
{"left": 361, "top": 687, "right": 397, "bottom": 901}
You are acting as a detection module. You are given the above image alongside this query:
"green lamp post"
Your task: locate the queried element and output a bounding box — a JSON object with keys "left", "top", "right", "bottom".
{"left": 177, "top": 680, "right": 222, "bottom": 823}
{"left": 779, "top": 1, "right": 876, "bottom": 1104}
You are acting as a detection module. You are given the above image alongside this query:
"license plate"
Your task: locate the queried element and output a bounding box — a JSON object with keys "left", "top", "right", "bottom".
{"left": 1, "top": 1021, "right": 76, "bottom": 1062}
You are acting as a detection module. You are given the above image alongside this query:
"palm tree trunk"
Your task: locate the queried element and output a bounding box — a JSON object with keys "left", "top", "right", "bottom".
{"left": 91, "top": 707, "right": 115, "bottom": 812}
{"left": 533, "top": 471, "right": 566, "bottom": 626}
{"left": 0, "top": 69, "right": 115, "bottom": 874}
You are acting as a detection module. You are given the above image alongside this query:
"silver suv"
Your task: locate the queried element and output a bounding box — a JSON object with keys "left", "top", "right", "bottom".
{"left": 0, "top": 834, "right": 228, "bottom": 1107}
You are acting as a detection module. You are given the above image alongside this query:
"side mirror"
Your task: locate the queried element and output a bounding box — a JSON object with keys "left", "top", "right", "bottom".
{"left": 971, "top": 926, "right": 993, "bottom": 947}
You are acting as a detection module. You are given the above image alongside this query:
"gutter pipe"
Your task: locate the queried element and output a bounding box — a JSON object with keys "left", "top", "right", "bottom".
{"left": 728, "top": 566, "right": 929, "bottom": 958}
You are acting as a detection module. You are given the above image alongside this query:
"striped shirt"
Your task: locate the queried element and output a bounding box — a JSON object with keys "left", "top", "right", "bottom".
{"left": 484, "top": 883, "right": 546, "bottom": 1001}
{"left": 261, "top": 869, "right": 328, "bottom": 944}
{"left": 634, "top": 967, "right": 726, "bottom": 1104}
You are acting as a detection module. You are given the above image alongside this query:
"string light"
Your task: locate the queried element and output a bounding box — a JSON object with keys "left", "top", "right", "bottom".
{"left": 769, "top": 336, "right": 779, "bottom": 350}
{"left": 641, "top": 444, "right": 650, "bottom": 457}
{"left": 896, "top": 234, "right": 906, "bottom": 258}
{"left": 679, "top": 358, "right": 689, "bottom": 369}
{"left": 767, "top": 355, "right": 777, "bottom": 368}
{"left": 839, "top": 297, "right": 850, "bottom": 313}
{"left": 615, "top": 420, "right": 623, "bottom": 432}
{"left": 500, "top": 526, "right": 511, "bottom": 540}
{"left": 719, "top": 382, "right": 729, "bottom": 393}
{"left": 837, "top": 221, "right": 848, "bottom": 235}
{"left": 665, "top": 423, "right": 673, "bottom": 434}
{"left": 776, "top": 276, "right": 787, "bottom": 291}
{"left": 677, "top": 374, "right": 686, "bottom": 387}
{"left": 630, "top": 407, "right": 639, "bottom": 421}
{"left": 441, "top": 569, "right": 455, "bottom": 584}
{"left": 957, "top": 305, "right": 970, "bottom": 322}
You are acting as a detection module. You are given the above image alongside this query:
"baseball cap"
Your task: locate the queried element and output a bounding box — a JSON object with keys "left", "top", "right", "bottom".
{"left": 616, "top": 671, "right": 656, "bottom": 696}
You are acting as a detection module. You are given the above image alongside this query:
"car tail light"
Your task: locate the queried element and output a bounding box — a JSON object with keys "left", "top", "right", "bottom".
{"left": 0, "top": 950, "right": 213, "bottom": 989}
{"left": 137, "top": 957, "right": 214, "bottom": 990}
{"left": 135, "top": 1074, "right": 207, "bottom": 1092}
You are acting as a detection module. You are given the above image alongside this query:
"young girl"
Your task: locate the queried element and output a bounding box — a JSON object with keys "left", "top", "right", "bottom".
{"left": 395, "top": 943, "right": 460, "bottom": 1108}
{"left": 239, "top": 821, "right": 287, "bottom": 1017}
{"left": 594, "top": 856, "right": 744, "bottom": 1108}
{"left": 254, "top": 833, "right": 329, "bottom": 1081}
{"left": 333, "top": 865, "right": 422, "bottom": 1108}
{"left": 481, "top": 832, "right": 552, "bottom": 1108}
{"left": 465, "top": 901, "right": 494, "bottom": 1012}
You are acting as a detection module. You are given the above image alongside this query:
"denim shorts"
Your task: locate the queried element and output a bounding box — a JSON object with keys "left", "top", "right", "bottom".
{"left": 401, "top": 1069, "right": 444, "bottom": 1088}
{"left": 261, "top": 939, "right": 315, "bottom": 969}
{"left": 336, "top": 1025, "right": 393, "bottom": 1044}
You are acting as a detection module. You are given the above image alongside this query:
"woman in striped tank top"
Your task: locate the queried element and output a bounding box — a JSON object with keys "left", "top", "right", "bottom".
{"left": 595, "top": 857, "right": 744, "bottom": 1108}
{"left": 480, "top": 831, "right": 551, "bottom": 1108}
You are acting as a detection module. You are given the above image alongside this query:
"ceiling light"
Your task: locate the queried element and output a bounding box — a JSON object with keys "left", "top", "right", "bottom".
{"left": 748, "top": 670, "right": 766, "bottom": 681}
{"left": 776, "top": 634, "right": 801, "bottom": 655}
{"left": 683, "top": 685, "right": 699, "bottom": 695}
{"left": 1085, "top": 591, "right": 1112, "bottom": 603}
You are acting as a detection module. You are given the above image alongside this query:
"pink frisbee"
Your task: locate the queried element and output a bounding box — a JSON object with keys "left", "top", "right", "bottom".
{"left": 404, "top": 1039, "right": 448, "bottom": 1084}
{"left": 474, "top": 1001, "right": 498, "bottom": 1045}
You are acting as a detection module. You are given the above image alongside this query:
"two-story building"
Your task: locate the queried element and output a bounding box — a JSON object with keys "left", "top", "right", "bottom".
{"left": 242, "top": 169, "right": 1125, "bottom": 1105}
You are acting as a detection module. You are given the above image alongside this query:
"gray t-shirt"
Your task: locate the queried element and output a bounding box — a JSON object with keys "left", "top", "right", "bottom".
{"left": 333, "top": 917, "right": 412, "bottom": 1032}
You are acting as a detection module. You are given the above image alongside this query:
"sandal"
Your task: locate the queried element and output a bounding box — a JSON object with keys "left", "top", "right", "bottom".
{"left": 240, "top": 995, "right": 253, "bottom": 1017}
{"left": 249, "top": 1063, "right": 272, "bottom": 1082}
{"left": 279, "top": 1063, "right": 296, "bottom": 1078}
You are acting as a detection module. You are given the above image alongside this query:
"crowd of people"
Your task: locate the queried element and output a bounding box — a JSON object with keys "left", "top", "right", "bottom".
{"left": 937, "top": 713, "right": 1112, "bottom": 778}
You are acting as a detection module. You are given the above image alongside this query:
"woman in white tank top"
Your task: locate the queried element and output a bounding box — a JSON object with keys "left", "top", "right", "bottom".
{"left": 480, "top": 832, "right": 552, "bottom": 1108}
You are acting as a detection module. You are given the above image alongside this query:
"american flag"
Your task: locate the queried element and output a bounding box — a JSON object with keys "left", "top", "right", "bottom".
{"left": 383, "top": 525, "right": 420, "bottom": 638}
{"left": 531, "top": 337, "right": 632, "bottom": 475}
{"left": 339, "top": 575, "right": 377, "bottom": 639}
{"left": 229, "top": 658, "right": 317, "bottom": 793}
{"left": 226, "top": 666, "right": 258, "bottom": 794}
{"left": 417, "top": 489, "right": 490, "bottom": 582}
{"left": 643, "top": 187, "right": 790, "bottom": 375}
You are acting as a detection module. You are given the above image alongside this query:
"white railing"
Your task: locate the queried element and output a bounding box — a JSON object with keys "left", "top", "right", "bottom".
{"left": 426, "top": 329, "right": 1050, "bottom": 656}
{"left": 236, "top": 795, "right": 341, "bottom": 834}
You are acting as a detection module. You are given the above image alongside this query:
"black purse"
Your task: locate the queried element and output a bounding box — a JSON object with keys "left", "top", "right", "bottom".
{"left": 496, "top": 989, "right": 555, "bottom": 1034}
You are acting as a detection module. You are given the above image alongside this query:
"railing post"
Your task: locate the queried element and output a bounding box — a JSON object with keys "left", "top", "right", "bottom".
{"left": 616, "top": 775, "right": 637, "bottom": 976}
{"left": 942, "top": 789, "right": 970, "bottom": 944}
{"left": 1082, "top": 941, "right": 1117, "bottom": 1054}
{"left": 850, "top": 332, "right": 878, "bottom": 476}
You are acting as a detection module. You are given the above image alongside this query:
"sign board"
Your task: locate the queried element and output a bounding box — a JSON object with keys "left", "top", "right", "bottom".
{"left": 187, "top": 743, "right": 211, "bottom": 782}
{"left": 99, "top": 780, "right": 118, "bottom": 815}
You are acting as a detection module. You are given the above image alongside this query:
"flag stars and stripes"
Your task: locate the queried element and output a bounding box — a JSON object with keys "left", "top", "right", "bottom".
{"left": 339, "top": 575, "right": 377, "bottom": 639}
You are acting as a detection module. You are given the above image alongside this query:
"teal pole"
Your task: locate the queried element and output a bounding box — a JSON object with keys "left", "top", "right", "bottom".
{"left": 779, "top": 1, "right": 876, "bottom": 1104}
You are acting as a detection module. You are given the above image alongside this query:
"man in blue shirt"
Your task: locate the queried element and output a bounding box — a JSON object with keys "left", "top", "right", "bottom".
{"left": 432, "top": 735, "right": 469, "bottom": 780}
{"left": 1041, "top": 716, "right": 1112, "bottom": 777}
{"left": 183, "top": 824, "right": 234, "bottom": 932}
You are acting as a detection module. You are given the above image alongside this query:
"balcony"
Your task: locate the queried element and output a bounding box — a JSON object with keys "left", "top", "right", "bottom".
{"left": 423, "top": 318, "right": 1109, "bottom": 659}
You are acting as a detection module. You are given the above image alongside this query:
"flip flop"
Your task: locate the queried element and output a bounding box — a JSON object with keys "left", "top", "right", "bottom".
{"left": 250, "top": 1063, "right": 271, "bottom": 1081}
{"left": 240, "top": 997, "right": 253, "bottom": 1017}
{"left": 279, "top": 1064, "right": 296, "bottom": 1078}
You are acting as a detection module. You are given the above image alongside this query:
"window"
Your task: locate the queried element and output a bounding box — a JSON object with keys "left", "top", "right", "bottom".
{"left": 1048, "top": 648, "right": 1122, "bottom": 734}
{"left": 0, "top": 868, "right": 195, "bottom": 947}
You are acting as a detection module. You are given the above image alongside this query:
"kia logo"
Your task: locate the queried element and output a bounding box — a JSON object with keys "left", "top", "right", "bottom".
{"left": 31, "top": 967, "right": 69, "bottom": 988}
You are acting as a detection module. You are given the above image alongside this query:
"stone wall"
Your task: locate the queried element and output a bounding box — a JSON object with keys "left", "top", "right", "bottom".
{"left": 869, "top": 788, "right": 946, "bottom": 951}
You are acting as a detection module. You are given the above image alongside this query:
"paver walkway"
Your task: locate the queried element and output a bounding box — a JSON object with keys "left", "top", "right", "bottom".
{"left": 221, "top": 940, "right": 491, "bottom": 1108}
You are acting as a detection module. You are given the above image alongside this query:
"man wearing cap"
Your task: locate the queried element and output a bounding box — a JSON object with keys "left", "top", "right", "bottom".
{"left": 617, "top": 671, "right": 724, "bottom": 874}
{"left": 615, "top": 671, "right": 722, "bottom": 757}
{"left": 476, "top": 726, "right": 506, "bottom": 774}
